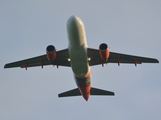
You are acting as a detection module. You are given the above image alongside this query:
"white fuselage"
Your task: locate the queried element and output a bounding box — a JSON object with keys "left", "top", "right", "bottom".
{"left": 67, "top": 16, "right": 92, "bottom": 100}
{"left": 67, "top": 16, "right": 90, "bottom": 78}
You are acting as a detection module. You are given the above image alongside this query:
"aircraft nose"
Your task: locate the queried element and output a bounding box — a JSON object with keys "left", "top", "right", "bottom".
{"left": 68, "top": 15, "right": 80, "bottom": 22}
{"left": 67, "top": 15, "right": 82, "bottom": 27}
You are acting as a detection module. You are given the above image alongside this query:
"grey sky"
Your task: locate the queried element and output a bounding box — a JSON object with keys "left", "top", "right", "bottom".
{"left": 0, "top": 1, "right": 161, "bottom": 120}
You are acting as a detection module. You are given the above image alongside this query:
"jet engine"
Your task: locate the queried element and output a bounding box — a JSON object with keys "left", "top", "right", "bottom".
{"left": 46, "top": 45, "right": 56, "bottom": 62}
{"left": 99, "top": 43, "right": 110, "bottom": 62}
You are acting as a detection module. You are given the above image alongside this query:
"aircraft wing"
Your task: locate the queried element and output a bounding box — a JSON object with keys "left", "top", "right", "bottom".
{"left": 87, "top": 48, "right": 159, "bottom": 66}
{"left": 4, "top": 49, "right": 70, "bottom": 69}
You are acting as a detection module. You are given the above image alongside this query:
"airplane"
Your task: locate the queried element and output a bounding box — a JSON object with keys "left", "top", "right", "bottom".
{"left": 4, "top": 15, "right": 159, "bottom": 101}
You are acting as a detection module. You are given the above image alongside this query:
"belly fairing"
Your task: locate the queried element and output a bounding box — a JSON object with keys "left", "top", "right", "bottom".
{"left": 69, "top": 46, "right": 89, "bottom": 77}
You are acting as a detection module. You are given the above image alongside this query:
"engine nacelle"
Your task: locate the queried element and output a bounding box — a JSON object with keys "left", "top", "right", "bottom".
{"left": 46, "top": 45, "right": 56, "bottom": 62}
{"left": 99, "top": 43, "right": 110, "bottom": 61}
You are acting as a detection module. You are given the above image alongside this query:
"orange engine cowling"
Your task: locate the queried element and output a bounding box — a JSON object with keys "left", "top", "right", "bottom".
{"left": 99, "top": 43, "right": 110, "bottom": 62}
{"left": 46, "top": 45, "right": 56, "bottom": 62}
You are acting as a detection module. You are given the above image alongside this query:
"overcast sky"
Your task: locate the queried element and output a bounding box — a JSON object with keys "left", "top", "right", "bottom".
{"left": 0, "top": 1, "right": 161, "bottom": 120}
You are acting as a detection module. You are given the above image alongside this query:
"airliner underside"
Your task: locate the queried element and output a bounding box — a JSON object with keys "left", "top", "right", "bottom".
{"left": 4, "top": 16, "right": 159, "bottom": 101}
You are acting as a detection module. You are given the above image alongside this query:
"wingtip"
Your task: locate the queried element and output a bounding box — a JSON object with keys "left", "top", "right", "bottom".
{"left": 151, "top": 58, "right": 159, "bottom": 63}
{"left": 4, "top": 64, "right": 11, "bottom": 69}
{"left": 4, "top": 64, "right": 7, "bottom": 69}
{"left": 58, "top": 94, "right": 61, "bottom": 97}
{"left": 154, "top": 59, "right": 159, "bottom": 63}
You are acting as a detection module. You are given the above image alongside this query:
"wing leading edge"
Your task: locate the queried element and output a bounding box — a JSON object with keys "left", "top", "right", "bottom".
{"left": 4, "top": 49, "right": 70, "bottom": 69}
{"left": 87, "top": 48, "right": 159, "bottom": 66}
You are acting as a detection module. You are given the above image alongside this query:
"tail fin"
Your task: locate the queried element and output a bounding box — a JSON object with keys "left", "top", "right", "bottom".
{"left": 90, "top": 87, "right": 115, "bottom": 96}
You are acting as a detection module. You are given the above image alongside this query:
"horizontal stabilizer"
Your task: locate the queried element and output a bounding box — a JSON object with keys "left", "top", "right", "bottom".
{"left": 58, "top": 87, "right": 114, "bottom": 98}
{"left": 58, "top": 88, "right": 81, "bottom": 97}
{"left": 90, "top": 87, "right": 115, "bottom": 96}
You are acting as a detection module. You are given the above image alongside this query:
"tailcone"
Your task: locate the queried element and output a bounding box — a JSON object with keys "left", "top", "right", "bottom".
{"left": 83, "top": 94, "right": 90, "bottom": 101}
